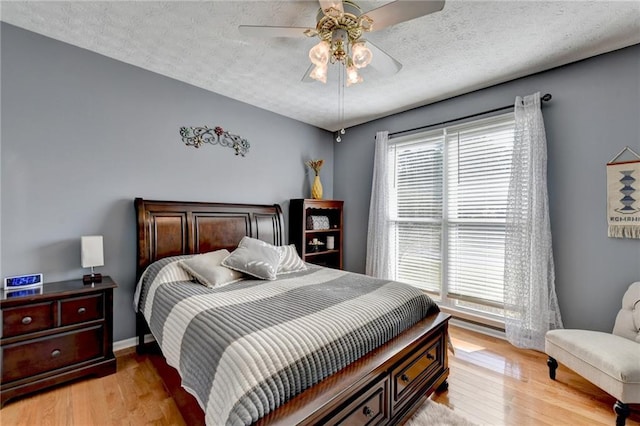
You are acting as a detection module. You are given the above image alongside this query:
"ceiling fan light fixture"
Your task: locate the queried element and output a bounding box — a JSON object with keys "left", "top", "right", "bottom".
{"left": 310, "top": 64, "right": 328, "bottom": 83}
{"left": 240, "top": 0, "right": 447, "bottom": 90}
{"left": 306, "top": 2, "right": 374, "bottom": 85}
{"left": 309, "top": 41, "right": 331, "bottom": 66}
{"left": 351, "top": 41, "right": 372, "bottom": 69}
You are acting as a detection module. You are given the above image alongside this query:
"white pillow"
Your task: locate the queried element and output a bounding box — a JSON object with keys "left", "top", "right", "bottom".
{"left": 277, "top": 244, "right": 307, "bottom": 274}
{"left": 178, "top": 249, "right": 244, "bottom": 288}
{"left": 222, "top": 237, "right": 281, "bottom": 280}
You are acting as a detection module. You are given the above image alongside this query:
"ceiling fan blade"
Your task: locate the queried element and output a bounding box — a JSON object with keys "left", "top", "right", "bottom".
{"left": 301, "top": 64, "right": 316, "bottom": 83}
{"left": 365, "top": 0, "right": 445, "bottom": 32}
{"left": 366, "top": 40, "right": 402, "bottom": 76}
{"left": 238, "top": 25, "right": 311, "bottom": 38}
{"left": 319, "top": 0, "right": 344, "bottom": 14}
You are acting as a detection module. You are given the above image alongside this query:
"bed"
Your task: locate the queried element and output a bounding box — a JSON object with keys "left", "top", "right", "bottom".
{"left": 134, "top": 198, "right": 450, "bottom": 425}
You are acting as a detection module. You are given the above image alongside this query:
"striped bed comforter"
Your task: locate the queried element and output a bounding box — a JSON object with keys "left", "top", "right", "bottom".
{"left": 134, "top": 256, "right": 439, "bottom": 426}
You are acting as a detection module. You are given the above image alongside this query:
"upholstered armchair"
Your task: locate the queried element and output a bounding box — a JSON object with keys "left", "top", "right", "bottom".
{"left": 545, "top": 282, "right": 640, "bottom": 426}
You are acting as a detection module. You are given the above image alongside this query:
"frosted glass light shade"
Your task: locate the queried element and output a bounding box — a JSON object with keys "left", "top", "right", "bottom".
{"left": 81, "top": 235, "right": 104, "bottom": 268}
{"left": 308, "top": 41, "right": 330, "bottom": 66}
{"left": 309, "top": 64, "right": 328, "bottom": 83}
{"left": 346, "top": 65, "right": 362, "bottom": 86}
{"left": 351, "top": 41, "right": 372, "bottom": 69}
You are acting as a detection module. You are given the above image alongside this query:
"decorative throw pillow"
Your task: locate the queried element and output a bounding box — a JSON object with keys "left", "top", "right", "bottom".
{"left": 178, "top": 249, "right": 244, "bottom": 288}
{"left": 222, "top": 236, "right": 281, "bottom": 280}
{"left": 277, "top": 244, "right": 307, "bottom": 274}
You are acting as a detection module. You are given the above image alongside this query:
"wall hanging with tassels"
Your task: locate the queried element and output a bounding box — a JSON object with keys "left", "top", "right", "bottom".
{"left": 607, "top": 146, "right": 640, "bottom": 238}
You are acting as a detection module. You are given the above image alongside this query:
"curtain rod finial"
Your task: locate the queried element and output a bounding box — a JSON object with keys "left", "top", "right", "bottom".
{"left": 541, "top": 93, "right": 552, "bottom": 102}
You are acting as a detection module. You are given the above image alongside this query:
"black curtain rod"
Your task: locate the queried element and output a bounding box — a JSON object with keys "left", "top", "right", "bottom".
{"left": 389, "top": 93, "right": 552, "bottom": 138}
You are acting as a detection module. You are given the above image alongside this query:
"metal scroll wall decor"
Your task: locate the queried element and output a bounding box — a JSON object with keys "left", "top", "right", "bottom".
{"left": 180, "top": 126, "right": 250, "bottom": 156}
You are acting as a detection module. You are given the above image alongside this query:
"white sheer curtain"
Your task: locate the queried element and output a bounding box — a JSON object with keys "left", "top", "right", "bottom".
{"left": 504, "top": 92, "right": 563, "bottom": 351}
{"left": 366, "top": 131, "right": 396, "bottom": 279}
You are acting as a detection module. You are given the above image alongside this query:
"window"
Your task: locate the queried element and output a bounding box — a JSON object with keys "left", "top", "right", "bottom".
{"left": 389, "top": 113, "right": 515, "bottom": 321}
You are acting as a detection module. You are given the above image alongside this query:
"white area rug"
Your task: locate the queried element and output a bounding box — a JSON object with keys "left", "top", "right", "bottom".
{"left": 404, "top": 400, "right": 477, "bottom": 426}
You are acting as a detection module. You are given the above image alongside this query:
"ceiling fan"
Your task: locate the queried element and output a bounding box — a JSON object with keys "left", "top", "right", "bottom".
{"left": 239, "top": 0, "right": 445, "bottom": 86}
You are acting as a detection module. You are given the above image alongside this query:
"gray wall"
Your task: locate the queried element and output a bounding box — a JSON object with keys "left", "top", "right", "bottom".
{"left": 2, "top": 21, "right": 639, "bottom": 341}
{"left": 1, "top": 24, "right": 333, "bottom": 341}
{"left": 334, "top": 44, "right": 640, "bottom": 333}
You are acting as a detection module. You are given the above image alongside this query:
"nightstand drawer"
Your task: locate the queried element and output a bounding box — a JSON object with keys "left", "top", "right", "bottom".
{"left": 2, "top": 326, "right": 104, "bottom": 383}
{"left": 2, "top": 302, "right": 54, "bottom": 338}
{"left": 60, "top": 294, "right": 103, "bottom": 326}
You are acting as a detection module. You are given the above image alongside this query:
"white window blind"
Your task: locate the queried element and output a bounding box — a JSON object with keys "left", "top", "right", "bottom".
{"left": 390, "top": 113, "right": 515, "bottom": 318}
{"left": 393, "top": 134, "right": 443, "bottom": 294}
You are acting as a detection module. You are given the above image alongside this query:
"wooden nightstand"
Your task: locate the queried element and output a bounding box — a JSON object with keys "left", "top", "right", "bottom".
{"left": 0, "top": 277, "right": 117, "bottom": 407}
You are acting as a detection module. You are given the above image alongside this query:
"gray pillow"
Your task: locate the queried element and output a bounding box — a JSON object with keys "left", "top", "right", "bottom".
{"left": 179, "top": 249, "right": 244, "bottom": 288}
{"left": 222, "top": 237, "right": 281, "bottom": 280}
{"left": 277, "top": 244, "right": 307, "bottom": 274}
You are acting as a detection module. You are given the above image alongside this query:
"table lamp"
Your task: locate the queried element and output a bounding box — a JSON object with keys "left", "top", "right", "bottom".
{"left": 81, "top": 235, "right": 104, "bottom": 284}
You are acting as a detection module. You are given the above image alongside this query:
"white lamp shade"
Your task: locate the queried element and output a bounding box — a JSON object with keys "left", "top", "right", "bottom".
{"left": 81, "top": 235, "right": 104, "bottom": 268}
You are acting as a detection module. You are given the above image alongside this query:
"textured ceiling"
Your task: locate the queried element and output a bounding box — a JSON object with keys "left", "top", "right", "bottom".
{"left": 2, "top": 1, "right": 639, "bottom": 132}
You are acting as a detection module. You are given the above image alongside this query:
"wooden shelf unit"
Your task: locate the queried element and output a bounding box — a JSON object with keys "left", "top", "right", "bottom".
{"left": 289, "top": 199, "right": 344, "bottom": 269}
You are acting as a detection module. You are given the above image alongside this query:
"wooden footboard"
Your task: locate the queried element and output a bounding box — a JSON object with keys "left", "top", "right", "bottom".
{"left": 145, "top": 312, "right": 450, "bottom": 425}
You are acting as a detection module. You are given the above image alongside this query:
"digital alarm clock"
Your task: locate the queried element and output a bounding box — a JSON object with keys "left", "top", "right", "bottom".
{"left": 4, "top": 273, "right": 44, "bottom": 291}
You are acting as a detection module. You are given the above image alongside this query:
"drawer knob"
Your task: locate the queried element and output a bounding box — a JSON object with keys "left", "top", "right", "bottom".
{"left": 51, "top": 349, "right": 61, "bottom": 358}
{"left": 21, "top": 316, "right": 33, "bottom": 325}
{"left": 401, "top": 373, "right": 410, "bottom": 383}
{"left": 427, "top": 353, "right": 435, "bottom": 360}
{"left": 77, "top": 307, "right": 86, "bottom": 314}
{"left": 362, "top": 406, "right": 373, "bottom": 418}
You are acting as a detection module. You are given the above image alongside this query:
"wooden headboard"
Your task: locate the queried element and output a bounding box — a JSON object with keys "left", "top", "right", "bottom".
{"left": 134, "top": 198, "right": 284, "bottom": 278}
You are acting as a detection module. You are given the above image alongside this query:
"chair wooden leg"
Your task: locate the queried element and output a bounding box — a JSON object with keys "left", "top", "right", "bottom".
{"left": 614, "top": 401, "right": 629, "bottom": 426}
{"left": 547, "top": 356, "right": 558, "bottom": 380}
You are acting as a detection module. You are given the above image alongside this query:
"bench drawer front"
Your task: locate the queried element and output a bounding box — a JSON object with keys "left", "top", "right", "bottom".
{"left": 324, "top": 377, "right": 389, "bottom": 426}
{"left": 2, "top": 302, "right": 54, "bottom": 338}
{"left": 1, "top": 326, "right": 104, "bottom": 383}
{"left": 391, "top": 335, "right": 444, "bottom": 413}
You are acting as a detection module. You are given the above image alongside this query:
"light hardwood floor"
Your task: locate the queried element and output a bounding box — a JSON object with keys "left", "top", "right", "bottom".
{"left": 1, "top": 325, "right": 638, "bottom": 425}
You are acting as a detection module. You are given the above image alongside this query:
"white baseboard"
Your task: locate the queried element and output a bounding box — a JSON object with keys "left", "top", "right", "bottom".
{"left": 449, "top": 318, "right": 506, "bottom": 340}
{"left": 113, "top": 334, "right": 155, "bottom": 352}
